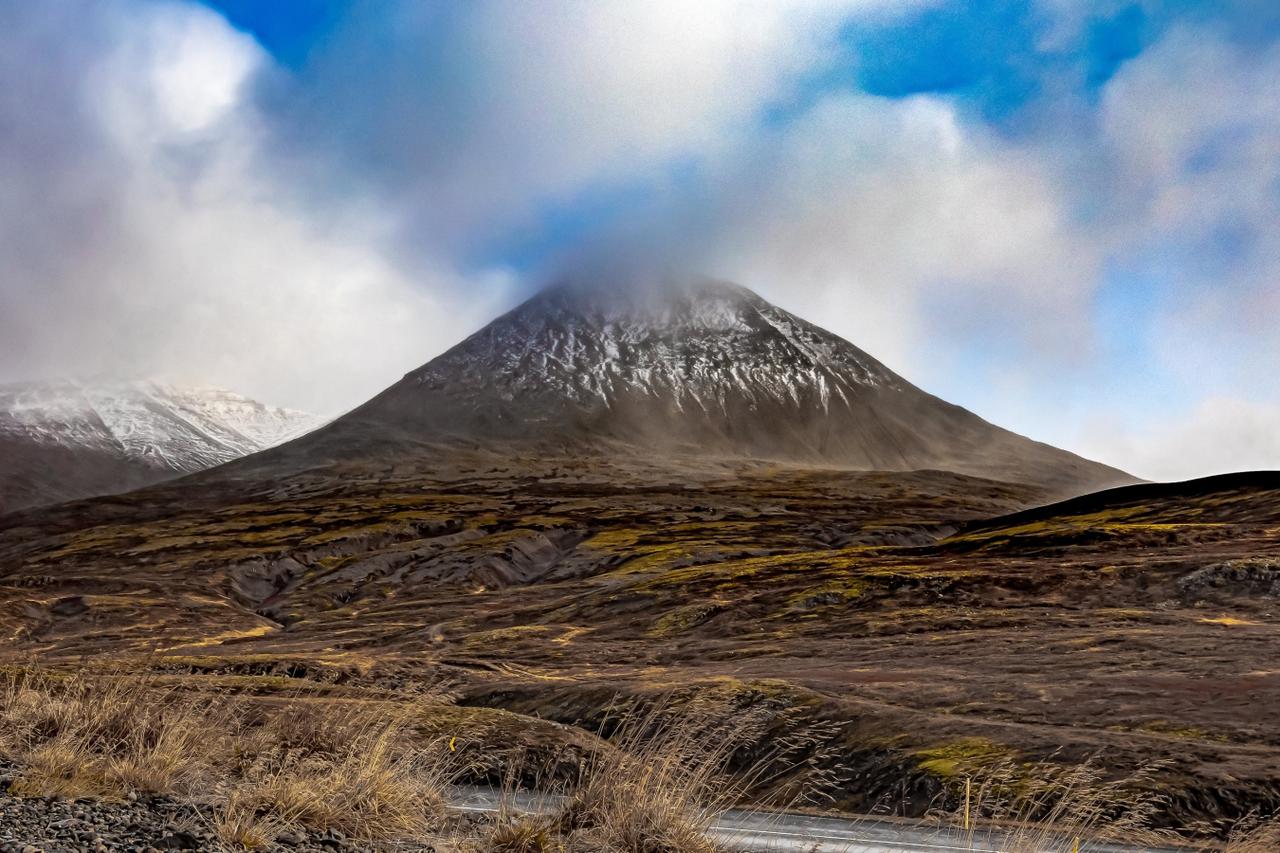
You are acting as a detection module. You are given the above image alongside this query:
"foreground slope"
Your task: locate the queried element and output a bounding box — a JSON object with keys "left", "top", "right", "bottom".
{"left": 1, "top": 462, "right": 1278, "bottom": 828}
{"left": 260, "top": 280, "right": 1129, "bottom": 496}
{"left": 0, "top": 379, "right": 322, "bottom": 513}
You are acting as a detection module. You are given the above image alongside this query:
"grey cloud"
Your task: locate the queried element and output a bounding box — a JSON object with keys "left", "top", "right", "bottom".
{"left": 0, "top": 0, "right": 504, "bottom": 415}
{"left": 249, "top": 0, "right": 918, "bottom": 271}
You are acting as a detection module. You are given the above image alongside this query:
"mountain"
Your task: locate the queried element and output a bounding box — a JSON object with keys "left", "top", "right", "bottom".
{"left": 0, "top": 379, "right": 323, "bottom": 513}
{"left": 274, "top": 279, "right": 1131, "bottom": 496}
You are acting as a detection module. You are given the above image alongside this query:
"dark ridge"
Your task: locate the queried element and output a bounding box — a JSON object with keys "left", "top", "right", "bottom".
{"left": 957, "top": 470, "right": 1280, "bottom": 534}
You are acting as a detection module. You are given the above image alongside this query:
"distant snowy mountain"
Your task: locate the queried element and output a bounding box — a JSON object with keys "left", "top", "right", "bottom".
{"left": 0, "top": 380, "right": 322, "bottom": 513}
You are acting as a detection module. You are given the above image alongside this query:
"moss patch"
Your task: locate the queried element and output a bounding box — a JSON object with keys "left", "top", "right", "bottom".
{"left": 914, "top": 737, "right": 1013, "bottom": 779}
{"left": 647, "top": 601, "right": 727, "bottom": 637}
{"left": 787, "top": 579, "right": 868, "bottom": 611}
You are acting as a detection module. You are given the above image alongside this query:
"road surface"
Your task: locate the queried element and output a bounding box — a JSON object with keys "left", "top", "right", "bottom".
{"left": 449, "top": 787, "right": 1189, "bottom": 853}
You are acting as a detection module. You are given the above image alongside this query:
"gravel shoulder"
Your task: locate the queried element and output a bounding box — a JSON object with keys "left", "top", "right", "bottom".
{"left": 0, "top": 763, "right": 438, "bottom": 853}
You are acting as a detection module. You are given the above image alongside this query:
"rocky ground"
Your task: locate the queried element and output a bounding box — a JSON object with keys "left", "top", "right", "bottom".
{"left": 0, "top": 764, "right": 433, "bottom": 853}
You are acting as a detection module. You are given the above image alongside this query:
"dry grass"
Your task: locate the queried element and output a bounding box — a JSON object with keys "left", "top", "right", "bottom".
{"left": 482, "top": 814, "right": 561, "bottom": 853}
{"left": 1222, "top": 816, "right": 1280, "bottom": 851}
{"left": 549, "top": 701, "right": 737, "bottom": 853}
{"left": 0, "top": 666, "right": 231, "bottom": 799}
{"left": 209, "top": 791, "right": 286, "bottom": 851}
{"left": 229, "top": 708, "right": 447, "bottom": 839}
{"left": 4, "top": 664, "right": 1270, "bottom": 852}
{"left": 0, "top": 667, "right": 747, "bottom": 852}
{"left": 928, "top": 758, "right": 1183, "bottom": 851}
{"left": 0, "top": 665, "right": 454, "bottom": 848}
{"left": 453, "top": 694, "right": 780, "bottom": 853}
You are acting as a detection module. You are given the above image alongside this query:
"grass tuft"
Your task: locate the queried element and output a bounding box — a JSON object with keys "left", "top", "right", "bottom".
{"left": 929, "top": 758, "right": 1180, "bottom": 851}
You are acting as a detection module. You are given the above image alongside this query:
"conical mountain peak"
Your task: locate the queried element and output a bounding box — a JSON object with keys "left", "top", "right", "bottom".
{"left": 301, "top": 278, "right": 1131, "bottom": 496}
{"left": 454, "top": 278, "right": 789, "bottom": 345}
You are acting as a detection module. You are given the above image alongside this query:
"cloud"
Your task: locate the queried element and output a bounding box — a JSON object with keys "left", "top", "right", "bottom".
{"left": 0, "top": 1, "right": 508, "bottom": 415}
{"left": 683, "top": 91, "right": 1102, "bottom": 378}
{"left": 1013, "top": 21, "right": 1280, "bottom": 480}
{"left": 1099, "top": 26, "right": 1280, "bottom": 391}
{"left": 1, "top": 0, "right": 1278, "bottom": 480}
{"left": 1077, "top": 397, "right": 1280, "bottom": 482}
{"left": 253, "top": 0, "right": 924, "bottom": 263}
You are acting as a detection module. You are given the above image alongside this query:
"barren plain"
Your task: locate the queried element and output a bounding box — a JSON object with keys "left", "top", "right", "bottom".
{"left": 3, "top": 452, "right": 1277, "bottom": 839}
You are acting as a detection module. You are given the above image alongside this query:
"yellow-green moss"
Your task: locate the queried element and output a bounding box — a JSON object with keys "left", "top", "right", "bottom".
{"left": 647, "top": 601, "right": 726, "bottom": 637}
{"left": 787, "top": 579, "right": 868, "bottom": 610}
{"left": 914, "top": 737, "right": 1013, "bottom": 778}
{"left": 581, "top": 529, "right": 644, "bottom": 550}
{"left": 461, "top": 625, "right": 557, "bottom": 649}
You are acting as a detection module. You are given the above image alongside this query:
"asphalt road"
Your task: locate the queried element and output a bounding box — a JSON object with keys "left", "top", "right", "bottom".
{"left": 449, "top": 786, "right": 1190, "bottom": 853}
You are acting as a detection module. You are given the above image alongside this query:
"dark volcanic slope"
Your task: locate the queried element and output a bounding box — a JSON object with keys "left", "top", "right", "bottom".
{"left": 0, "top": 435, "right": 167, "bottom": 518}
{"left": 962, "top": 470, "right": 1280, "bottom": 534}
{"left": 269, "top": 280, "right": 1129, "bottom": 497}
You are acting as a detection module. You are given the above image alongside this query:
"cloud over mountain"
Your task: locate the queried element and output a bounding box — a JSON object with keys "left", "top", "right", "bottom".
{"left": 0, "top": 0, "right": 1277, "bottom": 479}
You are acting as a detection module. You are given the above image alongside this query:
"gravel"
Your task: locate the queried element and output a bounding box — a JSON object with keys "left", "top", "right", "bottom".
{"left": 0, "top": 763, "right": 439, "bottom": 853}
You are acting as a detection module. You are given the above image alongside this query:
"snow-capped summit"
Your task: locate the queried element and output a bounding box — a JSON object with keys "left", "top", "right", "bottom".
{"left": 0, "top": 379, "right": 323, "bottom": 513}
{"left": 313, "top": 278, "right": 1130, "bottom": 495}
{"left": 406, "top": 279, "right": 899, "bottom": 409}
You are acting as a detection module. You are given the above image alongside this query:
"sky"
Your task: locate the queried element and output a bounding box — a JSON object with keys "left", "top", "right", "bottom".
{"left": 1, "top": 0, "right": 1279, "bottom": 482}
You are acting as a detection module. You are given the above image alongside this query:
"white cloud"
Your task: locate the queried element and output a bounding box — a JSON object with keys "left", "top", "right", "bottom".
{"left": 1100, "top": 26, "right": 1280, "bottom": 258}
{"left": 123, "top": 6, "right": 260, "bottom": 135}
{"left": 269, "top": 0, "right": 930, "bottom": 255}
{"left": 1077, "top": 397, "right": 1280, "bottom": 482}
{"left": 672, "top": 91, "right": 1103, "bottom": 380}
{"left": 0, "top": 1, "right": 509, "bottom": 415}
{"left": 1078, "top": 25, "right": 1280, "bottom": 476}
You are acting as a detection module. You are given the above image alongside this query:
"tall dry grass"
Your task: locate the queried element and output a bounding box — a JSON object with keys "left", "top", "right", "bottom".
{"left": 470, "top": 691, "right": 850, "bottom": 853}
{"left": 0, "top": 668, "right": 751, "bottom": 852}
{"left": 0, "top": 666, "right": 455, "bottom": 849}
{"left": 1222, "top": 816, "right": 1280, "bottom": 851}
{"left": 4, "top": 666, "right": 1271, "bottom": 852}
{"left": 928, "top": 758, "right": 1185, "bottom": 852}
{"left": 552, "top": 699, "right": 740, "bottom": 852}
{"left": 228, "top": 703, "right": 448, "bottom": 840}
{"left": 468, "top": 694, "right": 787, "bottom": 853}
{"left": 0, "top": 666, "right": 231, "bottom": 799}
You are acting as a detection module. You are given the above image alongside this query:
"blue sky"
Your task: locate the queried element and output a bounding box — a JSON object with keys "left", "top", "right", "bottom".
{"left": 2, "top": 0, "right": 1279, "bottom": 479}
